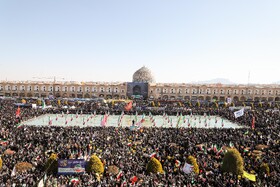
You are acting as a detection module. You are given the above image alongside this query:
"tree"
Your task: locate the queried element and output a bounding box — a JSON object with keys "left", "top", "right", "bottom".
{"left": 45, "top": 153, "right": 58, "bottom": 174}
{"left": 86, "top": 155, "right": 104, "bottom": 175}
{"left": 221, "top": 148, "right": 244, "bottom": 175}
{"left": 251, "top": 103, "right": 254, "bottom": 109}
{"left": 147, "top": 157, "right": 164, "bottom": 174}
{"left": 0, "top": 156, "right": 2, "bottom": 170}
{"left": 214, "top": 102, "right": 219, "bottom": 108}
{"left": 259, "top": 163, "right": 270, "bottom": 177}
{"left": 186, "top": 156, "right": 199, "bottom": 174}
{"left": 224, "top": 102, "right": 228, "bottom": 108}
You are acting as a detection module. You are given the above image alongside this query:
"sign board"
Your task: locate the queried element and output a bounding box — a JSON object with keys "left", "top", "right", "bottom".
{"left": 58, "top": 159, "right": 86, "bottom": 175}
{"left": 227, "top": 97, "right": 232, "bottom": 104}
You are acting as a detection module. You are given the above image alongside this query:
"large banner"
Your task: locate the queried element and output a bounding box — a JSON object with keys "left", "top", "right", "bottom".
{"left": 58, "top": 159, "right": 86, "bottom": 175}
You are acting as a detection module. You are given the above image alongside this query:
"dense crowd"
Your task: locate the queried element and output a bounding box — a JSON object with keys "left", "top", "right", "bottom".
{"left": 0, "top": 98, "right": 279, "bottom": 187}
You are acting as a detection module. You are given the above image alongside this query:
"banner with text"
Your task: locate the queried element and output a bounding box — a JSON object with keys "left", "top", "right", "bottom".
{"left": 58, "top": 159, "right": 86, "bottom": 175}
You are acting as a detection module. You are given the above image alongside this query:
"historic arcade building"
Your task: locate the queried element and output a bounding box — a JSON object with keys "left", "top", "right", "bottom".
{"left": 0, "top": 66, "right": 279, "bottom": 102}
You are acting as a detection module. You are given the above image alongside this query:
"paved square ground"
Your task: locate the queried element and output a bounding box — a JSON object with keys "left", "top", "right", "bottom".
{"left": 23, "top": 114, "right": 243, "bottom": 128}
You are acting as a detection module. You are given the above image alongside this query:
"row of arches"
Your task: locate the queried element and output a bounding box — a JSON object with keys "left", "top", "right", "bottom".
{"left": 3, "top": 92, "right": 126, "bottom": 99}
{"left": 0, "top": 85, "right": 125, "bottom": 93}
{"left": 152, "top": 87, "right": 280, "bottom": 96}
{"left": 158, "top": 95, "right": 280, "bottom": 102}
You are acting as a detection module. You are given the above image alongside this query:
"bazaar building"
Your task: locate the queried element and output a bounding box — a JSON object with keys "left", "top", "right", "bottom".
{"left": 0, "top": 66, "right": 279, "bottom": 102}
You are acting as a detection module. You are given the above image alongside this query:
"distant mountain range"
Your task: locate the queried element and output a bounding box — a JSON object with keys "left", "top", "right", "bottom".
{"left": 190, "top": 78, "right": 235, "bottom": 85}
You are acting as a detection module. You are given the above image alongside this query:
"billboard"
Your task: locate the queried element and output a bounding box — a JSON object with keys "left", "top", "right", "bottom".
{"left": 58, "top": 159, "right": 86, "bottom": 175}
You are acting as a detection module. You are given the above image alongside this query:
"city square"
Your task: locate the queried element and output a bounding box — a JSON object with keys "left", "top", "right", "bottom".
{"left": 1, "top": 1, "right": 280, "bottom": 187}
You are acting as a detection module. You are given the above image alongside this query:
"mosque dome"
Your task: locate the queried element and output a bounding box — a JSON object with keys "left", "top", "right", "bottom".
{"left": 132, "top": 66, "right": 155, "bottom": 83}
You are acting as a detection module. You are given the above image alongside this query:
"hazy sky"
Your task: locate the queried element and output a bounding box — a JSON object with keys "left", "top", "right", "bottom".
{"left": 0, "top": 0, "right": 279, "bottom": 84}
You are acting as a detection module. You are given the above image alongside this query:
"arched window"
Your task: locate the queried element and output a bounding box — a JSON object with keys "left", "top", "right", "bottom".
{"left": 20, "top": 85, "right": 25, "bottom": 91}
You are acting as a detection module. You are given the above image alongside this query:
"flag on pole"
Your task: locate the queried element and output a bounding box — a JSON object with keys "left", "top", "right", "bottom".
{"left": 124, "top": 101, "right": 132, "bottom": 111}
{"left": 149, "top": 152, "right": 157, "bottom": 158}
{"left": 101, "top": 114, "right": 108, "bottom": 127}
{"left": 42, "top": 100, "right": 46, "bottom": 109}
{"left": 213, "top": 144, "right": 218, "bottom": 153}
{"left": 16, "top": 106, "right": 21, "bottom": 118}
{"left": 116, "top": 171, "right": 123, "bottom": 180}
{"left": 130, "top": 176, "right": 138, "bottom": 185}
{"left": 70, "top": 178, "right": 80, "bottom": 184}
{"left": 0, "top": 139, "right": 8, "bottom": 146}
{"left": 234, "top": 108, "right": 244, "bottom": 118}
{"left": 71, "top": 115, "right": 74, "bottom": 121}
{"left": 120, "top": 181, "right": 127, "bottom": 187}
{"left": 135, "top": 111, "right": 138, "bottom": 122}
{"left": 251, "top": 116, "right": 255, "bottom": 129}
{"left": 48, "top": 117, "right": 52, "bottom": 125}
{"left": 175, "top": 160, "right": 181, "bottom": 167}
{"left": 176, "top": 113, "right": 182, "bottom": 127}
{"left": 37, "top": 178, "right": 44, "bottom": 187}
{"left": 243, "top": 171, "right": 256, "bottom": 182}
{"left": 216, "top": 147, "right": 224, "bottom": 156}
{"left": 11, "top": 166, "right": 16, "bottom": 177}
{"left": 16, "top": 123, "right": 23, "bottom": 129}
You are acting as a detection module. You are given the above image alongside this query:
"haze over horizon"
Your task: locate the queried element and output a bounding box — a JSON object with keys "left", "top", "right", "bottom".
{"left": 0, "top": 1, "right": 279, "bottom": 84}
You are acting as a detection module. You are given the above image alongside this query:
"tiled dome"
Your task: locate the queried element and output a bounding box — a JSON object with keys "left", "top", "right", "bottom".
{"left": 132, "top": 66, "right": 155, "bottom": 83}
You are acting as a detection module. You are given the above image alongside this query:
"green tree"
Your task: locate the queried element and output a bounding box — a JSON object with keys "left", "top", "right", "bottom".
{"left": 86, "top": 155, "right": 104, "bottom": 175}
{"left": 259, "top": 163, "right": 270, "bottom": 176}
{"left": 214, "top": 102, "right": 219, "bottom": 108}
{"left": 221, "top": 148, "right": 244, "bottom": 175}
{"left": 186, "top": 155, "right": 199, "bottom": 174}
{"left": 0, "top": 156, "right": 2, "bottom": 170}
{"left": 45, "top": 153, "right": 58, "bottom": 174}
{"left": 147, "top": 157, "right": 164, "bottom": 174}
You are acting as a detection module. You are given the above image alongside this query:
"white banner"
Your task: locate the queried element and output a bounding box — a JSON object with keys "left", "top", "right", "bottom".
{"left": 227, "top": 97, "right": 232, "bottom": 104}
{"left": 234, "top": 108, "right": 244, "bottom": 118}
{"left": 182, "top": 163, "right": 193, "bottom": 174}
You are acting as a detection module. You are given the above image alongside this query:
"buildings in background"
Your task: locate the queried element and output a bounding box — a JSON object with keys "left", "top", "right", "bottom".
{"left": 0, "top": 66, "right": 279, "bottom": 102}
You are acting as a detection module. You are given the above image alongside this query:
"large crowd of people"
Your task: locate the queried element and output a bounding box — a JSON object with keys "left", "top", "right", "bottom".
{"left": 0, "top": 98, "right": 279, "bottom": 186}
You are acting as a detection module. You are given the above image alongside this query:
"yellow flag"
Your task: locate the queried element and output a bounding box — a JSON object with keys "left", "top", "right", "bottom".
{"left": 243, "top": 171, "right": 256, "bottom": 182}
